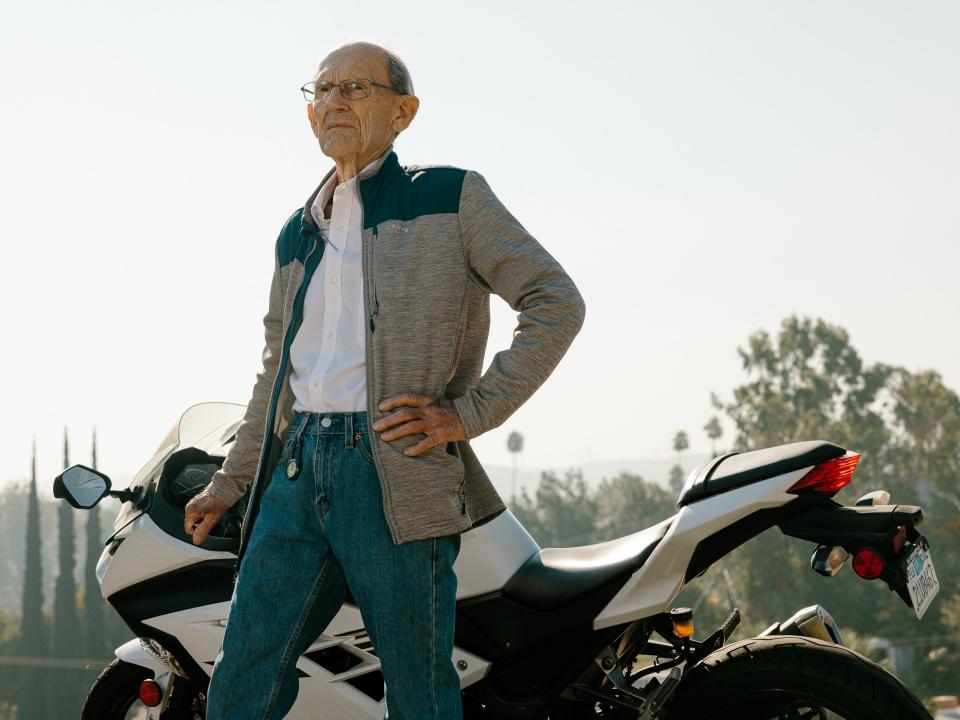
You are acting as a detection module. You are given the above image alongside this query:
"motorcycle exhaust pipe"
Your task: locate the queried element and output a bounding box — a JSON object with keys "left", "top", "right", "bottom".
{"left": 760, "top": 605, "right": 843, "bottom": 646}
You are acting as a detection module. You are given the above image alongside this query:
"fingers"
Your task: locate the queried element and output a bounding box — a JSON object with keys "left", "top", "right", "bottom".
{"left": 184, "top": 491, "right": 231, "bottom": 543}
{"left": 379, "top": 418, "right": 431, "bottom": 441}
{"left": 372, "top": 406, "right": 421, "bottom": 432}
{"left": 191, "top": 512, "right": 221, "bottom": 546}
{"left": 377, "top": 392, "right": 434, "bottom": 413}
{"left": 372, "top": 392, "right": 467, "bottom": 453}
{"left": 403, "top": 434, "right": 444, "bottom": 457}
{"left": 183, "top": 502, "right": 201, "bottom": 535}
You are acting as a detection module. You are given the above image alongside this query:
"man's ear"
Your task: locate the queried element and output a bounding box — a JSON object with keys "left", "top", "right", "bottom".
{"left": 392, "top": 95, "right": 420, "bottom": 134}
{"left": 307, "top": 103, "right": 320, "bottom": 139}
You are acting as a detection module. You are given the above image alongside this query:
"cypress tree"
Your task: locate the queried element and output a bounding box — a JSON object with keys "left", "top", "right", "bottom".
{"left": 16, "top": 437, "right": 47, "bottom": 719}
{"left": 51, "top": 427, "right": 84, "bottom": 716}
{"left": 83, "top": 427, "right": 107, "bottom": 659}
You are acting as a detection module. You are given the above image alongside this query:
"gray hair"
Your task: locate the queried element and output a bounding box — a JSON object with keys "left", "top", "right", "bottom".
{"left": 384, "top": 50, "right": 414, "bottom": 96}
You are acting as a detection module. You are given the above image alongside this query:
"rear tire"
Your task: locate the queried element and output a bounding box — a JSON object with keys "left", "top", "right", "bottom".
{"left": 666, "top": 635, "right": 931, "bottom": 720}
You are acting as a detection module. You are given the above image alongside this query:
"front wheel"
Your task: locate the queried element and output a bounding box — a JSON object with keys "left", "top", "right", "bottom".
{"left": 82, "top": 658, "right": 204, "bottom": 720}
{"left": 665, "top": 635, "right": 931, "bottom": 720}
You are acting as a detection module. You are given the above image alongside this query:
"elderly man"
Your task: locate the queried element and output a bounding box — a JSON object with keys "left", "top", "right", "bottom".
{"left": 184, "top": 41, "right": 585, "bottom": 719}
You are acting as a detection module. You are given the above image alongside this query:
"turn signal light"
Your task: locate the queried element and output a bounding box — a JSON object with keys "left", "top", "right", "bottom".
{"left": 138, "top": 679, "right": 163, "bottom": 707}
{"left": 852, "top": 548, "right": 885, "bottom": 580}
{"left": 788, "top": 452, "right": 861, "bottom": 496}
{"left": 669, "top": 607, "right": 694, "bottom": 638}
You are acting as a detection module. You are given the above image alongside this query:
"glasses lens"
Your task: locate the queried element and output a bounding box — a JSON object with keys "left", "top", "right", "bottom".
{"left": 342, "top": 79, "right": 371, "bottom": 100}
{"left": 316, "top": 80, "right": 334, "bottom": 98}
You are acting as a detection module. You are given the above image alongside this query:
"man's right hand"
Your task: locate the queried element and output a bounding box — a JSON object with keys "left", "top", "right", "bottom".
{"left": 183, "top": 490, "right": 233, "bottom": 546}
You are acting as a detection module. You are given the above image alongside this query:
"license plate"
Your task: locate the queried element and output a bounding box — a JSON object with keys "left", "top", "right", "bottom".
{"left": 905, "top": 542, "right": 939, "bottom": 620}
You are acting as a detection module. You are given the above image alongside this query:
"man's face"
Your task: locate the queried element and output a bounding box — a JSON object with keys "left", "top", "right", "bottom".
{"left": 306, "top": 46, "right": 414, "bottom": 165}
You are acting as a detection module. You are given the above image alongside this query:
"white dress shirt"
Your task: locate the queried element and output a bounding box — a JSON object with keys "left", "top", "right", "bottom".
{"left": 289, "top": 148, "right": 391, "bottom": 413}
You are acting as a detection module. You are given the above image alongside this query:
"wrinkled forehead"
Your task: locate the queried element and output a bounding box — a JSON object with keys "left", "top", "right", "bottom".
{"left": 314, "top": 47, "right": 389, "bottom": 83}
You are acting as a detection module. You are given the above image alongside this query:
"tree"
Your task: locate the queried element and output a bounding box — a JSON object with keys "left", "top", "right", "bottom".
{"left": 513, "top": 468, "right": 598, "bottom": 547}
{"left": 593, "top": 472, "right": 676, "bottom": 541}
{"left": 672, "top": 430, "right": 689, "bottom": 470}
{"left": 703, "top": 416, "right": 723, "bottom": 457}
{"left": 711, "top": 316, "right": 960, "bottom": 695}
{"left": 16, "top": 437, "right": 48, "bottom": 720}
{"left": 51, "top": 427, "right": 84, "bottom": 716}
{"left": 83, "top": 428, "right": 107, "bottom": 659}
{"left": 668, "top": 464, "right": 686, "bottom": 496}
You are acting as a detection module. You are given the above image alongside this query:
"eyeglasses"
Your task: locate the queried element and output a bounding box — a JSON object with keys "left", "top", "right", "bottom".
{"left": 300, "top": 78, "right": 401, "bottom": 103}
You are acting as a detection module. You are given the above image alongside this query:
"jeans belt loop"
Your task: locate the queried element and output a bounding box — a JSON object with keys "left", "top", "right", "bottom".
{"left": 345, "top": 412, "right": 354, "bottom": 449}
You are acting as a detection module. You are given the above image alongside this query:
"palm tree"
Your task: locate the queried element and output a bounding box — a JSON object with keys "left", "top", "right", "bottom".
{"left": 703, "top": 416, "right": 723, "bottom": 457}
{"left": 672, "top": 430, "right": 689, "bottom": 469}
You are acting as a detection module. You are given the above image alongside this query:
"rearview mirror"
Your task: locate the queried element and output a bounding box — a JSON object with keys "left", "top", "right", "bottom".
{"left": 53, "top": 464, "right": 112, "bottom": 509}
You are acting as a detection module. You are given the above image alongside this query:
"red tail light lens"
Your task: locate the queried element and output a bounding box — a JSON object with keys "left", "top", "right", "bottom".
{"left": 852, "top": 548, "right": 885, "bottom": 580}
{"left": 138, "top": 679, "right": 163, "bottom": 707}
{"left": 788, "top": 452, "right": 861, "bottom": 496}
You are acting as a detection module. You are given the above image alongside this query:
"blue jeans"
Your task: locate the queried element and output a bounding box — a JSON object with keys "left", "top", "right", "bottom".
{"left": 206, "top": 410, "right": 463, "bottom": 720}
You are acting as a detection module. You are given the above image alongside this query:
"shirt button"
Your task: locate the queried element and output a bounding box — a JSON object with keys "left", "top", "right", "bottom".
{"left": 311, "top": 380, "right": 318, "bottom": 388}
{"left": 331, "top": 276, "right": 338, "bottom": 284}
{"left": 335, "top": 224, "right": 344, "bottom": 231}
{"left": 327, "top": 331, "right": 333, "bottom": 337}
{"left": 321, "top": 417, "right": 332, "bottom": 427}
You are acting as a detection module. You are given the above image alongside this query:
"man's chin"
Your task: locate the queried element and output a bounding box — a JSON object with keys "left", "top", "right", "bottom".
{"left": 321, "top": 136, "right": 360, "bottom": 160}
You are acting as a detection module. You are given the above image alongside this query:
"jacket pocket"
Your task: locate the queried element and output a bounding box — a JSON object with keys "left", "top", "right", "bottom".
{"left": 446, "top": 441, "right": 467, "bottom": 514}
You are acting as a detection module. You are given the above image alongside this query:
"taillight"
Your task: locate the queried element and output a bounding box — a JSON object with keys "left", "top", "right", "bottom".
{"left": 788, "top": 452, "right": 861, "bottom": 496}
{"left": 138, "top": 679, "right": 163, "bottom": 707}
{"left": 852, "top": 548, "right": 885, "bottom": 580}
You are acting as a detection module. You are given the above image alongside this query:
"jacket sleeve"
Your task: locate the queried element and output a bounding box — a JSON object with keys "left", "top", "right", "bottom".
{"left": 452, "top": 170, "right": 586, "bottom": 439}
{"left": 205, "top": 238, "right": 285, "bottom": 507}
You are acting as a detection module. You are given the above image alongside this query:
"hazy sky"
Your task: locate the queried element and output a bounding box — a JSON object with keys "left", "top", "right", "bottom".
{"left": 2, "top": 0, "right": 958, "bottom": 495}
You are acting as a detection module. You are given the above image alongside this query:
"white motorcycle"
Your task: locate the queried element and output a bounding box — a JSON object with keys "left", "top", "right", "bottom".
{"left": 55, "top": 402, "right": 939, "bottom": 720}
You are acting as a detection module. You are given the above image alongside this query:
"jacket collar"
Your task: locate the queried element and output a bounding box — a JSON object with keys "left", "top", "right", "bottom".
{"left": 301, "top": 146, "right": 400, "bottom": 230}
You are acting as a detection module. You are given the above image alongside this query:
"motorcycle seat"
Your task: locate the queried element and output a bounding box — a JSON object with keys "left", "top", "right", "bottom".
{"left": 501, "top": 517, "right": 674, "bottom": 611}
{"left": 677, "top": 440, "right": 847, "bottom": 507}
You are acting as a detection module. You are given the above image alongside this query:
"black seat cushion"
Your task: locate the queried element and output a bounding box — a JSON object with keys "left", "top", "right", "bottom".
{"left": 678, "top": 440, "right": 846, "bottom": 507}
{"left": 501, "top": 517, "right": 674, "bottom": 612}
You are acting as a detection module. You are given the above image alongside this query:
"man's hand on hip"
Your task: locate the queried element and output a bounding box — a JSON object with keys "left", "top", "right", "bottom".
{"left": 183, "top": 490, "right": 232, "bottom": 546}
{"left": 373, "top": 393, "right": 466, "bottom": 456}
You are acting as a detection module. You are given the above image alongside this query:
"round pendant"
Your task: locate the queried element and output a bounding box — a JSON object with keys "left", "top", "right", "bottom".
{"left": 286, "top": 459, "right": 299, "bottom": 479}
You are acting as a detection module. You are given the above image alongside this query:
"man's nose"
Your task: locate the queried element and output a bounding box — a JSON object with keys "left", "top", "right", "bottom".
{"left": 323, "top": 85, "right": 350, "bottom": 112}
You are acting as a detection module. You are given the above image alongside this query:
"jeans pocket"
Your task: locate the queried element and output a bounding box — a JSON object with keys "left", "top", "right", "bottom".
{"left": 354, "top": 428, "right": 376, "bottom": 465}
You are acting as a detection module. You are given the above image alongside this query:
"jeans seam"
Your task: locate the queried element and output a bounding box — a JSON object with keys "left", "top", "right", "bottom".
{"left": 263, "top": 554, "right": 333, "bottom": 720}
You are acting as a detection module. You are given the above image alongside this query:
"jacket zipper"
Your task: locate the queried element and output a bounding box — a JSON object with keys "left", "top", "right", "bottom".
{"left": 360, "top": 201, "right": 401, "bottom": 544}
{"left": 369, "top": 224, "right": 380, "bottom": 333}
{"left": 235, "top": 230, "right": 321, "bottom": 574}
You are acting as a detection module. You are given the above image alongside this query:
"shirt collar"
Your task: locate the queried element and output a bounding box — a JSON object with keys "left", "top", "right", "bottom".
{"left": 310, "top": 144, "right": 394, "bottom": 226}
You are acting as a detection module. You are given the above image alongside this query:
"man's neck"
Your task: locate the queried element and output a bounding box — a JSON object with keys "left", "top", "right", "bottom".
{"left": 335, "top": 143, "right": 392, "bottom": 183}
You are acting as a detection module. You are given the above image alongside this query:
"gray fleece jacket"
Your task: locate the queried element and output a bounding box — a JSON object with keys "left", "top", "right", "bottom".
{"left": 206, "top": 150, "right": 586, "bottom": 570}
